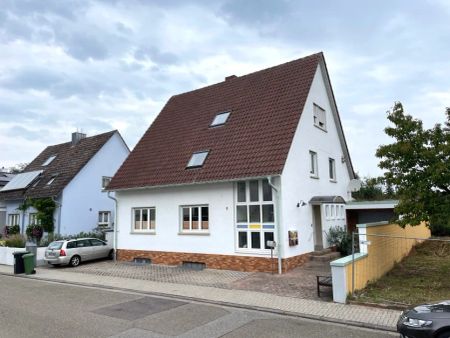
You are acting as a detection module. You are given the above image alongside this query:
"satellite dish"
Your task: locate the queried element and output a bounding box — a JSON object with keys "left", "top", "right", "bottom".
{"left": 348, "top": 179, "right": 362, "bottom": 192}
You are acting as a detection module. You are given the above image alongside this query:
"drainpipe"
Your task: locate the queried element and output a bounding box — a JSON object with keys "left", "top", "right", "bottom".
{"left": 52, "top": 196, "right": 62, "bottom": 235}
{"left": 267, "top": 176, "right": 282, "bottom": 274}
{"left": 107, "top": 191, "right": 118, "bottom": 262}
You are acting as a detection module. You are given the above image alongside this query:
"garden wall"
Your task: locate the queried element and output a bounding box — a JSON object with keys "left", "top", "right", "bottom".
{"left": 330, "top": 221, "right": 431, "bottom": 303}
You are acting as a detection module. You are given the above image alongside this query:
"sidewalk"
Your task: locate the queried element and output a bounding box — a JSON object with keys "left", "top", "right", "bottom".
{"left": 0, "top": 264, "right": 400, "bottom": 332}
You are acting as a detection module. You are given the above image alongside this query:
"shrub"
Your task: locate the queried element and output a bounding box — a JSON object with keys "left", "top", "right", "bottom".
{"left": 326, "top": 226, "right": 353, "bottom": 256}
{"left": 429, "top": 222, "right": 450, "bottom": 237}
{"left": 4, "top": 234, "right": 26, "bottom": 248}
{"left": 26, "top": 224, "right": 44, "bottom": 244}
{"left": 5, "top": 224, "right": 20, "bottom": 236}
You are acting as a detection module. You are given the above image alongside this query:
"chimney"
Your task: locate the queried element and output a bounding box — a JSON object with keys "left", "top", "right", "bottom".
{"left": 225, "top": 75, "right": 237, "bottom": 81}
{"left": 72, "top": 132, "right": 86, "bottom": 145}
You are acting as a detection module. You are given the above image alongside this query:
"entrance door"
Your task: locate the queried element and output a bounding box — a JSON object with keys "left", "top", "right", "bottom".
{"left": 312, "top": 205, "right": 323, "bottom": 251}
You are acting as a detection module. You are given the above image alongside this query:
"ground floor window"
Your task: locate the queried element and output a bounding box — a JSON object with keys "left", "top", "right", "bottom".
{"left": 8, "top": 214, "right": 20, "bottom": 226}
{"left": 181, "top": 205, "right": 209, "bottom": 232}
{"left": 132, "top": 207, "right": 156, "bottom": 232}
{"left": 28, "top": 213, "right": 40, "bottom": 225}
{"left": 98, "top": 211, "right": 111, "bottom": 227}
{"left": 237, "top": 227, "right": 275, "bottom": 250}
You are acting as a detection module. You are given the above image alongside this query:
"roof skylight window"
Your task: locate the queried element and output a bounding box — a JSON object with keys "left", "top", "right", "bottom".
{"left": 47, "top": 176, "right": 57, "bottom": 186}
{"left": 186, "top": 151, "right": 209, "bottom": 168}
{"left": 42, "top": 155, "right": 56, "bottom": 166}
{"left": 210, "top": 111, "right": 230, "bottom": 127}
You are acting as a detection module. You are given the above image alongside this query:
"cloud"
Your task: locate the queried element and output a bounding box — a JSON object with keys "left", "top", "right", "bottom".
{"left": 0, "top": 0, "right": 449, "bottom": 177}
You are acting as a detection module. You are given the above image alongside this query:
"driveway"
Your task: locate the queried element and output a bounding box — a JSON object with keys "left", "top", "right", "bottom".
{"left": 43, "top": 259, "right": 332, "bottom": 300}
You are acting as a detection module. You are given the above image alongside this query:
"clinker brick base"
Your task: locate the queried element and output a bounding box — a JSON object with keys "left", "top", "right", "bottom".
{"left": 117, "top": 249, "right": 310, "bottom": 273}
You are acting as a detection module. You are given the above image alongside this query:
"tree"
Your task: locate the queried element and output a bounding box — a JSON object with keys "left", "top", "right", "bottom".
{"left": 7, "top": 163, "right": 28, "bottom": 173}
{"left": 376, "top": 102, "right": 450, "bottom": 233}
{"left": 352, "top": 176, "right": 395, "bottom": 201}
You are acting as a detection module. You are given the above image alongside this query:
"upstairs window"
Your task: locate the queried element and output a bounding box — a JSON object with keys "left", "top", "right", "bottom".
{"left": 329, "top": 158, "right": 336, "bottom": 181}
{"left": 310, "top": 151, "right": 318, "bottom": 177}
{"left": 313, "top": 104, "right": 326, "bottom": 130}
{"left": 42, "top": 155, "right": 56, "bottom": 166}
{"left": 186, "top": 151, "right": 209, "bottom": 168}
{"left": 210, "top": 111, "right": 230, "bottom": 127}
{"left": 102, "top": 176, "right": 112, "bottom": 189}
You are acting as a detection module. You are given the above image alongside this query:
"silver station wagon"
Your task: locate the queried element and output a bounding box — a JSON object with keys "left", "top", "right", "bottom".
{"left": 44, "top": 238, "right": 113, "bottom": 267}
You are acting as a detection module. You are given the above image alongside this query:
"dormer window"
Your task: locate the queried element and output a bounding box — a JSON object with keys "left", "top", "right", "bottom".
{"left": 210, "top": 111, "right": 230, "bottom": 127}
{"left": 313, "top": 104, "right": 326, "bottom": 131}
{"left": 186, "top": 151, "right": 209, "bottom": 168}
{"left": 42, "top": 155, "right": 56, "bottom": 166}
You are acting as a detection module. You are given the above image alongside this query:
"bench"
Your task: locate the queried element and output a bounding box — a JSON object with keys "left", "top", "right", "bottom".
{"left": 316, "top": 275, "right": 332, "bottom": 297}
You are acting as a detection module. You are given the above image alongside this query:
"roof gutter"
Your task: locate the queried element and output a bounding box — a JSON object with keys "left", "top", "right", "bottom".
{"left": 267, "top": 176, "right": 282, "bottom": 275}
{"left": 107, "top": 191, "right": 118, "bottom": 262}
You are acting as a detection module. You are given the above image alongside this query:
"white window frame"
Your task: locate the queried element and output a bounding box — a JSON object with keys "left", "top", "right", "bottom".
{"left": 310, "top": 150, "right": 319, "bottom": 178}
{"left": 28, "top": 213, "right": 40, "bottom": 225}
{"left": 132, "top": 207, "right": 156, "bottom": 233}
{"left": 235, "top": 179, "right": 276, "bottom": 254}
{"left": 47, "top": 176, "right": 56, "bottom": 185}
{"left": 180, "top": 205, "right": 209, "bottom": 233}
{"left": 186, "top": 151, "right": 209, "bottom": 168}
{"left": 210, "top": 111, "right": 231, "bottom": 127}
{"left": 313, "top": 104, "right": 327, "bottom": 131}
{"left": 102, "top": 176, "right": 112, "bottom": 190}
{"left": 98, "top": 211, "right": 111, "bottom": 227}
{"left": 329, "top": 157, "right": 336, "bottom": 182}
{"left": 8, "top": 214, "right": 20, "bottom": 226}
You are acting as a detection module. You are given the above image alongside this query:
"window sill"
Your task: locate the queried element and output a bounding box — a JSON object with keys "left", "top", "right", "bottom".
{"left": 178, "top": 232, "right": 210, "bottom": 236}
{"left": 235, "top": 249, "right": 276, "bottom": 256}
{"left": 130, "top": 231, "right": 156, "bottom": 235}
{"left": 314, "top": 124, "right": 327, "bottom": 132}
{"left": 329, "top": 179, "right": 337, "bottom": 183}
{"left": 310, "top": 175, "right": 319, "bottom": 179}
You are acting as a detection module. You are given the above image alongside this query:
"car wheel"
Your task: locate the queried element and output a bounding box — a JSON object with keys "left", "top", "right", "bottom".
{"left": 437, "top": 331, "right": 450, "bottom": 338}
{"left": 108, "top": 249, "right": 114, "bottom": 260}
{"left": 70, "top": 255, "right": 81, "bottom": 267}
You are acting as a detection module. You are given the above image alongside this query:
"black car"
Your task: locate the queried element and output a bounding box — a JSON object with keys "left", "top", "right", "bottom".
{"left": 397, "top": 300, "right": 450, "bottom": 338}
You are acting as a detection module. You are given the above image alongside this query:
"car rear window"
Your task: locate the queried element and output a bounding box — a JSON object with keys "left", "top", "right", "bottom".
{"left": 66, "top": 241, "right": 76, "bottom": 249}
{"left": 48, "top": 241, "right": 63, "bottom": 250}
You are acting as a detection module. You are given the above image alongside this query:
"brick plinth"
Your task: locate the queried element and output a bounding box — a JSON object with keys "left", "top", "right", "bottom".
{"left": 117, "top": 249, "right": 309, "bottom": 273}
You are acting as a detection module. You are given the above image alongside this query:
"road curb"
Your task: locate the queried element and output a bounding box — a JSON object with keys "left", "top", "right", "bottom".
{"left": 0, "top": 271, "right": 397, "bottom": 333}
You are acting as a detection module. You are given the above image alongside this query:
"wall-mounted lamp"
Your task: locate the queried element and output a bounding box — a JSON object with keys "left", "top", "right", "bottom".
{"left": 297, "top": 201, "right": 307, "bottom": 207}
{"left": 341, "top": 155, "right": 346, "bottom": 163}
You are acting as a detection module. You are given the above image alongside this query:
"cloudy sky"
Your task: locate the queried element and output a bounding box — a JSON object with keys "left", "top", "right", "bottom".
{"left": 1, "top": 0, "right": 449, "bottom": 177}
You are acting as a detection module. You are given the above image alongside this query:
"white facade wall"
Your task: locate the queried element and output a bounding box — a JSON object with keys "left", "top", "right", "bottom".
{"left": 116, "top": 182, "right": 243, "bottom": 256}
{"left": 59, "top": 133, "right": 129, "bottom": 235}
{"left": 280, "top": 64, "right": 352, "bottom": 258}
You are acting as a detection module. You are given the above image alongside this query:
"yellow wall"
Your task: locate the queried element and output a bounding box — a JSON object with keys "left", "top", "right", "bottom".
{"left": 344, "top": 222, "right": 431, "bottom": 294}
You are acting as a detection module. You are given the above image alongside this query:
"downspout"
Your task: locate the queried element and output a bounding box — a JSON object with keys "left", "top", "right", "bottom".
{"left": 107, "top": 191, "right": 118, "bottom": 262}
{"left": 52, "top": 196, "right": 62, "bottom": 235}
{"left": 267, "top": 176, "right": 282, "bottom": 274}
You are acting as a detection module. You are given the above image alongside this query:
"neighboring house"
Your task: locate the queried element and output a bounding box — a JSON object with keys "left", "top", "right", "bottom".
{"left": 0, "top": 172, "right": 15, "bottom": 231}
{"left": 0, "top": 131, "right": 129, "bottom": 235}
{"left": 346, "top": 200, "right": 398, "bottom": 232}
{"left": 108, "top": 52, "right": 356, "bottom": 273}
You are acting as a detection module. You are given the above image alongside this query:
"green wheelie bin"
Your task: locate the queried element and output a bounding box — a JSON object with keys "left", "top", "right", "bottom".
{"left": 22, "top": 253, "right": 36, "bottom": 275}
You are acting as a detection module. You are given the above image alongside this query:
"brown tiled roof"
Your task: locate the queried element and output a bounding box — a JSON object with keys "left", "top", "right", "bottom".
{"left": 109, "top": 53, "right": 323, "bottom": 190}
{"left": 0, "top": 131, "right": 116, "bottom": 200}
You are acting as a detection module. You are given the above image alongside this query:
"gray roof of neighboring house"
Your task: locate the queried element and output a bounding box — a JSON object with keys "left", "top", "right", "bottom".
{"left": 346, "top": 200, "right": 399, "bottom": 210}
{"left": 0, "top": 172, "right": 15, "bottom": 187}
{"left": 0, "top": 131, "right": 117, "bottom": 201}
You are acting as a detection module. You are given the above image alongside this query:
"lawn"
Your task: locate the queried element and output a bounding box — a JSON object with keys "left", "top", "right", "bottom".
{"left": 352, "top": 239, "right": 450, "bottom": 307}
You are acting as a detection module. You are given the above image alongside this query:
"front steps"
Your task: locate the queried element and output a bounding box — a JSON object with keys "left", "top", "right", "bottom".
{"left": 309, "top": 248, "right": 341, "bottom": 262}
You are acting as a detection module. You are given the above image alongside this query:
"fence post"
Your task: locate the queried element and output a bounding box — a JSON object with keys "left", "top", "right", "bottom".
{"left": 352, "top": 231, "right": 355, "bottom": 295}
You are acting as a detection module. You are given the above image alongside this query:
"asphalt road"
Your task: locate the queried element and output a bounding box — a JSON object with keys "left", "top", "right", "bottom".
{"left": 0, "top": 275, "right": 397, "bottom": 338}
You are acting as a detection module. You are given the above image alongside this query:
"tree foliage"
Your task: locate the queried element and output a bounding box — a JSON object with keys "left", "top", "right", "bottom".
{"left": 18, "top": 198, "right": 57, "bottom": 233}
{"left": 352, "top": 176, "right": 396, "bottom": 201}
{"left": 376, "top": 102, "right": 450, "bottom": 231}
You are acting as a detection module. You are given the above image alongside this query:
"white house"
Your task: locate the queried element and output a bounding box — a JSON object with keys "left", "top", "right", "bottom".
{"left": 0, "top": 131, "right": 129, "bottom": 236}
{"left": 108, "top": 53, "right": 355, "bottom": 273}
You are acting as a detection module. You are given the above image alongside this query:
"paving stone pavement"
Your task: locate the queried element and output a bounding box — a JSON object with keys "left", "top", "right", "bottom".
{"left": 40, "top": 260, "right": 331, "bottom": 300}
{"left": 0, "top": 263, "right": 401, "bottom": 331}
